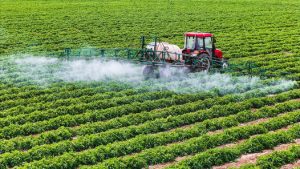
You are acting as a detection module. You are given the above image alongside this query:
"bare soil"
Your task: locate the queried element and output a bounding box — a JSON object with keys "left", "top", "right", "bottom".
{"left": 281, "top": 159, "right": 300, "bottom": 169}
{"left": 147, "top": 156, "right": 191, "bottom": 169}
{"left": 168, "top": 124, "right": 194, "bottom": 132}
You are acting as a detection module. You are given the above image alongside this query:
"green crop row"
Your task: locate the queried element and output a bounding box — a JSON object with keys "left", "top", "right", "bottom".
{"left": 0, "top": 95, "right": 258, "bottom": 167}
{"left": 0, "top": 88, "right": 299, "bottom": 154}
{"left": 237, "top": 144, "right": 300, "bottom": 169}
{"left": 0, "top": 85, "right": 40, "bottom": 95}
{"left": 249, "top": 56, "right": 298, "bottom": 69}
{"left": 233, "top": 53, "right": 296, "bottom": 64}
{"left": 287, "top": 73, "right": 300, "bottom": 81}
{"left": 0, "top": 90, "right": 175, "bottom": 127}
{"left": 255, "top": 54, "right": 298, "bottom": 65}
{"left": 261, "top": 61, "right": 297, "bottom": 70}
{"left": 0, "top": 91, "right": 229, "bottom": 152}
{"left": 22, "top": 100, "right": 300, "bottom": 169}
{"left": 4, "top": 93, "right": 299, "bottom": 168}
{"left": 257, "top": 144, "right": 300, "bottom": 169}
{"left": 0, "top": 91, "right": 218, "bottom": 139}
{"left": 0, "top": 81, "right": 295, "bottom": 140}
{"left": 0, "top": 81, "right": 133, "bottom": 107}
{"left": 3, "top": 81, "right": 296, "bottom": 139}
{"left": 0, "top": 88, "right": 147, "bottom": 118}
{"left": 166, "top": 114, "right": 300, "bottom": 169}
{"left": 78, "top": 109, "right": 300, "bottom": 169}
{"left": 0, "top": 81, "right": 88, "bottom": 102}
{"left": 0, "top": 82, "right": 135, "bottom": 111}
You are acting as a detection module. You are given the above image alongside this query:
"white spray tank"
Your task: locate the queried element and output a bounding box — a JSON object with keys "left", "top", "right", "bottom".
{"left": 146, "top": 42, "right": 183, "bottom": 62}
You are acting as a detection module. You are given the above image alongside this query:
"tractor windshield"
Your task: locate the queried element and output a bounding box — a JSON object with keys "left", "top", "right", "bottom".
{"left": 185, "top": 36, "right": 196, "bottom": 49}
{"left": 196, "top": 38, "right": 204, "bottom": 49}
{"left": 185, "top": 36, "right": 213, "bottom": 49}
{"left": 196, "top": 37, "right": 212, "bottom": 49}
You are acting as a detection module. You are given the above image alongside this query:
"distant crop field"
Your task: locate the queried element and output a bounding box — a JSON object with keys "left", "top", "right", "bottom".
{"left": 0, "top": 0, "right": 299, "bottom": 169}
{"left": 0, "top": 0, "right": 300, "bottom": 57}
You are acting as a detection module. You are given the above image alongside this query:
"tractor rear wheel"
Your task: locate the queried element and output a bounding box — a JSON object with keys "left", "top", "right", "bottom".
{"left": 193, "top": 53, "right": 211, "bottom": 72}
{"left": 159, "top": 66, "right": 173, "bottom": 78}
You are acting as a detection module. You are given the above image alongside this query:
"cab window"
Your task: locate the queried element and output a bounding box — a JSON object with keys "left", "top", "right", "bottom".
{"left": 196, "top": 38, "right": 204, "bottom": 49}
{"left": 185, "top": 36, "right": 196, "bottom": 49}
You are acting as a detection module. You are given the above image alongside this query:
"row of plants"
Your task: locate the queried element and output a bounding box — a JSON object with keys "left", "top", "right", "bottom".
{"left": 0, "top": 88, "right": 146, "bottom": 118}
{"left": 23, "top": 103, "right": 300, "bottom": 169}
{"left": 2, "top": 94, "right": 299, "bottom": 168}
{"left": 261, "top": 61, "right": 298, "bottom": 71}
{"left": 0, "top": 88, "right": 299, "bottom": 154}
{"left": 0, "top": 95, "right": 257, "bottom": 164}
{"left": 0, "top": 81, "right": 135, "bottom": 111}
{"left": 166, "top": 112, "right": 300, "bottom": 169}
{"left": 287, "top": 73, "right": 300, "bottom": 81}
{"left": 256, "top": 62, "right": 300, "bottom": 77}
{"left": 0, "top": 90, "right": 175, "bottom": 127}
{"left": 0, "top": 91, "right": 230, "bottom": 152}
{"left": 246, "top": 60, "right": 299, "bottom": 79}
{"left": 0, "top": 84, "right": 40, "bottom": 95}
{"left": 277, "top": 66, "right": 300, "bottom": 74}
{"left": 264, "top": 70, "right": 300, "bottom": 80}
{"left": 0, "top": 81, "right": 295, "bottom": 139}
{"left": 237, "top": 144, "right": 300, "bottom": 169}
{"left": 0, "top": 91, "right": 218, "bottom": 139}
{"left": 256, "top": 144, "right": 300, "bottom": 169}
{"left": 85, "top": 109, "right": 300, "bottom": 169}
{"left": 28, "top": 101, "right": 300, "bottom": 168}
{"left": 0, "top": 82, "right": 130, "bottom": 108}
{"left": 249, "top": 55, "right": 298, "bottom": 68}
{"left": 234, "top": 52, "right": 296, "bottom": 63}
{"left": 0, "top": 81, "right": 296, "bottom": 140}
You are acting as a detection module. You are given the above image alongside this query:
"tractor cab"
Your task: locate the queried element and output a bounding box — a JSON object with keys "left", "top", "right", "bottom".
{"left": 183, "top": 32, "right": 223, "bottom": 59}
{"left": 184, "top": 32, "right": 213, "bottom": 50}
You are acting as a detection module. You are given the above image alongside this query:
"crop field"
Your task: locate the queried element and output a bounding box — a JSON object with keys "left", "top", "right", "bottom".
{"left": 0, "top": 0, "right": 300, "bottom": 169}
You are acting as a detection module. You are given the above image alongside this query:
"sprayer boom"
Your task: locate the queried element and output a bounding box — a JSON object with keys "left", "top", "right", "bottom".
{"left": 62, "top": 32, "right": 264, "bottom": 78}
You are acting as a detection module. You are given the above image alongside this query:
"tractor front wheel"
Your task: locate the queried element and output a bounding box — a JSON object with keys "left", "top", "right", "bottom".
{"left": 143, "top": 65, "right": 159, "bottom": 79}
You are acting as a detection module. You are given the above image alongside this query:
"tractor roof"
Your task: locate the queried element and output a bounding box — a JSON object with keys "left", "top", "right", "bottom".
{"left": 185, "top": 32, "right": 213, "bottom": 38}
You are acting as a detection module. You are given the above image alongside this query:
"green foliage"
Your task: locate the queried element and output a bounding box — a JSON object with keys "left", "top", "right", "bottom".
{"left": 1, "top": 0, "right": 300, "bottom": 59}
{"left": 0, "top": 1, "right": 299, "bottom": 169}
{"left": 167, "top": 122, "right": 300, "bottom": 169}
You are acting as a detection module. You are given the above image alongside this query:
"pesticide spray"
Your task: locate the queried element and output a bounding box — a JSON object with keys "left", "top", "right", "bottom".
{"left": 7, "top": 55, "right": 296, "bottom": 94}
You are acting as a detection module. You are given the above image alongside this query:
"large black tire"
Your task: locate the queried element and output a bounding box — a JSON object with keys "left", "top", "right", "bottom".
{"left": 193, "top": 53, "right": 211, "bottom": 72}
{"left": 143, "top": 65, "right": 156, "bottom": 79}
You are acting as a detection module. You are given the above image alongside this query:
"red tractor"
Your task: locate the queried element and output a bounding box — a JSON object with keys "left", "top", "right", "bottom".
{"left": 141, "top": 32, "right": 228, "bottom": 77}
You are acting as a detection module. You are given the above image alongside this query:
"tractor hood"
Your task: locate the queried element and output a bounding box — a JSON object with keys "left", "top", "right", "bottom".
{"left": 214, "top": 49, "right": 223, "bottom": 58}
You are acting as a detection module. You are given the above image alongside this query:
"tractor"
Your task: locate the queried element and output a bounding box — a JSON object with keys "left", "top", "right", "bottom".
{"left": 141, "top": 32, "right": 228, "bottom": 78}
